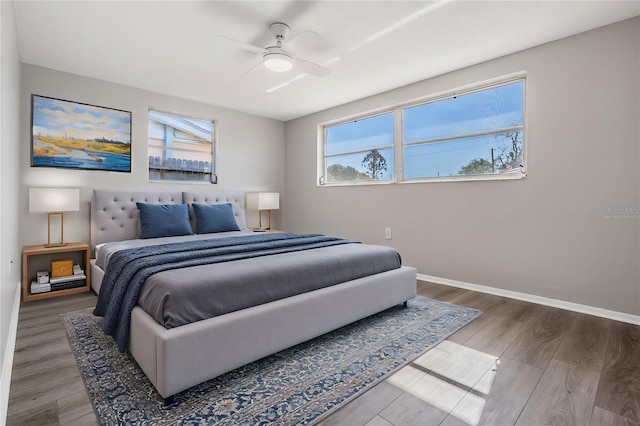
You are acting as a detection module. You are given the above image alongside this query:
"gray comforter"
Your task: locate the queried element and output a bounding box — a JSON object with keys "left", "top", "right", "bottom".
{"left": 139, "top": 241, "right": 402, "bottom": 328}
{"left": 95, "top": 233, "right": 402, "bottom": 351}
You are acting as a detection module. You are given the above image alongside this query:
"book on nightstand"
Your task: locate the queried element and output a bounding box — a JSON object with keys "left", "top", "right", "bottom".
{"left": 49, "top": 274, "right": 86, "bottom": 284}
{"left": 31, "top": 275, "right": 87, "bottom": 293}
{"left": 30, "top": 281, "right": 51, "bottom": 294}
{"left": 50, "top": 279, "right": 86, "bottom": 291}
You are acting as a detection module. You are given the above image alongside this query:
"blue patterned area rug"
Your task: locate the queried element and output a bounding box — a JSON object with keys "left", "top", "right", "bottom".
{"left": 61, "top": 296, "right": 481, "bottom": 425}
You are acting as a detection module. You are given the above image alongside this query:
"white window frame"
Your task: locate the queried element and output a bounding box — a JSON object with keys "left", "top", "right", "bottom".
{"left": 318, "top": 73, "right": 527, "bottom": 186}
{"left": 147, "top": 110, "right": 218, "bottom": 184}
{"left": 320, "top": 110, "right": 396, "bottom": 186}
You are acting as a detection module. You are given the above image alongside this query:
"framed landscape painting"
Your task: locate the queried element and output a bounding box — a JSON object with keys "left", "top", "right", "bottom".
{"left": 31, "top": 95, "right": 132, "bottom": 172}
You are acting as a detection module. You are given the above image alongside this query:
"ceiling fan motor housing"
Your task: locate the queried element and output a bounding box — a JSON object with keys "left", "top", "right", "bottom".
{"left": 270, "top": 22, "right": 291, "bottom": 40}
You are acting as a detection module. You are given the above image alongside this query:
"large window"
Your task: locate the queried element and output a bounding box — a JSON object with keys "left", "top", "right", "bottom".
{"left": 319, "top": 77, "right": 525, "bottom": 185}
{"left": 403, "top": 81, "right": 524, "bottom": 179}
{"left": 148, "top": 111, "right": 216, "bottom": 183}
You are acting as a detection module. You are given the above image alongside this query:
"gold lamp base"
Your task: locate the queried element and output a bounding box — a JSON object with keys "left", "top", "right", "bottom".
{"left": 258, "top": 209, "right": 272, "bottom": 230}
{"left": 46, "top": 212, "right": 67, "bottom": 247}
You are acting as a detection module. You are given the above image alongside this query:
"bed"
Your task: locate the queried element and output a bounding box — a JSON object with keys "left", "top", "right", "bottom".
{"left": 90, "top": 189, "right": 417, "bottom": 403}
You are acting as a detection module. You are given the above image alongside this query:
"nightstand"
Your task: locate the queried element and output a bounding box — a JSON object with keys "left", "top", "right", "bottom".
{"left": 22, "top": 242, "right": 91, "bottom": 302}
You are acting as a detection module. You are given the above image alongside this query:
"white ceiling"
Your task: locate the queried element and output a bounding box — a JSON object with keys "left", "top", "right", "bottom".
{"left": 14, "top": 1, "right": 640, "bottom": 121}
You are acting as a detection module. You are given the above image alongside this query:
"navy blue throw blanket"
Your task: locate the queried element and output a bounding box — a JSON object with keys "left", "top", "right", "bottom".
{"left": 94, "top": 233, "right": 356, "bottom": 352}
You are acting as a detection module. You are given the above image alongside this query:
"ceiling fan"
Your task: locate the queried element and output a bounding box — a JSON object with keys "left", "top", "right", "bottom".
{"left": 216, "top": 22, "right": 331, "bottom": 77}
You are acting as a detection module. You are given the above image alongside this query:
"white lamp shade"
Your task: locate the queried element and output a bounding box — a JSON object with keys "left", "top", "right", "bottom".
{"left": 247, "top": 192, "right": 279, "bottom": 210}
{"left": 29, "top": 188, "right": 80, "bottom": 213}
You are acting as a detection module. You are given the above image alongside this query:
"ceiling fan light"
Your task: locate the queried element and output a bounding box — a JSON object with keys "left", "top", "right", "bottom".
{"left": 264, "top": 52, "right": 293, "bottom": 72}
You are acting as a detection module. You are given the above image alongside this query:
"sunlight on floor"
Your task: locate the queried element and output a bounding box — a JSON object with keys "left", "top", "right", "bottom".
{"left": 386, "top": 341, "right": 500, "bottom": 426}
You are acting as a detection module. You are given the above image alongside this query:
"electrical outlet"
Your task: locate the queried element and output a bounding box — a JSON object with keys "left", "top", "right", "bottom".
{"left": 385, "top": 227, "right": 392, "bottom": 240}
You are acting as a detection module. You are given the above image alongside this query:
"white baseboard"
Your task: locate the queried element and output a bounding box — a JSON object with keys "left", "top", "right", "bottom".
{"left": 0, "top": 281, "right": 21, "bottom": 426}
{"left": 418, "top": 273, "right": 640, "bottom": 326}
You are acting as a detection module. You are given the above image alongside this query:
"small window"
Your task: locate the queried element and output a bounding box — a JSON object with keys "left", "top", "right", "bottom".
{"left": 148, "top": 111, "right": 216, "bottom": 183}
{"left": 403, "top": 80, "right": 524, "bottom": 180}
{"left": 322, "top": 112, "right": 394, "bottom": 184}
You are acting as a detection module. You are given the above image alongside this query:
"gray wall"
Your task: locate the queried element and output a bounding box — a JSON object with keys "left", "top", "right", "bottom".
{"left": 284, "top": 17, "right": 640, "bottom": 316}
{"left": 20, "top": 65, "right": 286, "bottom": 248}
{"left": 0, "top": 0, "right": 22, "bottom": 411}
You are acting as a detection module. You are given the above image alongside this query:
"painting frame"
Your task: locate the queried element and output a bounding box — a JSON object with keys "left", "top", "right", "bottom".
{"left": 31, "top": 95, "right": 132, "bottom": 173}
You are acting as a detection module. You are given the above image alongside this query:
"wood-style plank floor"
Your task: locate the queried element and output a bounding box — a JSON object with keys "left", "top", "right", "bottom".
{"left": 6, "top": 281, "right": 640, "bottom": 425}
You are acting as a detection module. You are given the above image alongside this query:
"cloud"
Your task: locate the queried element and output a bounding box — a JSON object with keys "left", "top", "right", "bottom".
{"left": 33, "top": 96, "right": 130, "bottom": 142}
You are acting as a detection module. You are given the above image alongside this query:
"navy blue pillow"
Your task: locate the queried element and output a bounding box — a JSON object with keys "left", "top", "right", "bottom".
{"left": 192, "top": 203, "right": 240, "bottom": 234}
{"left": 136, "top": 203, "right": 193, "bottom": 239}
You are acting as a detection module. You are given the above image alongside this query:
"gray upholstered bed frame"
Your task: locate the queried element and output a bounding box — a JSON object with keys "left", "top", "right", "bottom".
{"left": 90, "top": 189, "right": 417, "bottom": 402}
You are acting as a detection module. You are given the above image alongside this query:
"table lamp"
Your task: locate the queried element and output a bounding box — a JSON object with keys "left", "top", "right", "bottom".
{"left": 247, "top": 192, "right": 279, "bottom": 230}
{"left": 29, "top": 188, "right": 80, "bottom": 247}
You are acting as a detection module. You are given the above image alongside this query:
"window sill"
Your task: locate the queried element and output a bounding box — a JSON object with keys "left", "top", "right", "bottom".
{"left": 318, "top": 180, "right": 395, "bottom": 188}
{"left": 318, "top": 172, "right": 526, "bottom": 187}
{"left": 400, "top": 172, "right": 526, "bottom": 184}
{"left": 148, "top": 179, "right": 217, "bottom": 185}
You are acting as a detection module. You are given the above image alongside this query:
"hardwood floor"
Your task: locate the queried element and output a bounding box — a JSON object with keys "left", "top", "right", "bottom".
{"left": 6, "top": 282, "right": 640, "bottom": 425}
{"left": 7, "top": 292, "right": 97, "bottom": 426}
{"left": 321, "top": 281, "right": 640, "bottom": 426}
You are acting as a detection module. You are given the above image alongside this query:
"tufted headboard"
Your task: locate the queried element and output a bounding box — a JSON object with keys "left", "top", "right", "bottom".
{"left": 91, "top": 189, "right": 248, "bottom": 248}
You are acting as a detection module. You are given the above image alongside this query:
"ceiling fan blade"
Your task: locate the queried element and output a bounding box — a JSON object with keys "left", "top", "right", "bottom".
{"left": 283, "top": 29, "right": 322, "bottom": 47}
{"left": 245, "top": 60, "right": 264, "bottom": 75}
{"left": 213, "top": 36, "right": 264, "bottom": 54}
{"left": 294, "top": 58, "right": 330, "bottom": 77}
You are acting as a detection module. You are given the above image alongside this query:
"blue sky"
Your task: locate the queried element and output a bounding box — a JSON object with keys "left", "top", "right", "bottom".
{"left": 32, "top": 96, "right": 131, "bottom": 143}
{"left": 326, "top": 112, "right": 394, "bottom": 155}
{"left": 326, "top": 81, "right": 523, "bottom": 178}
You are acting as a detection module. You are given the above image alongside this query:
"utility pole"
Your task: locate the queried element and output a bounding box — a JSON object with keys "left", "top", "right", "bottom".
{"left": 491, "top": 148, "right": 495, "bottom": 173}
